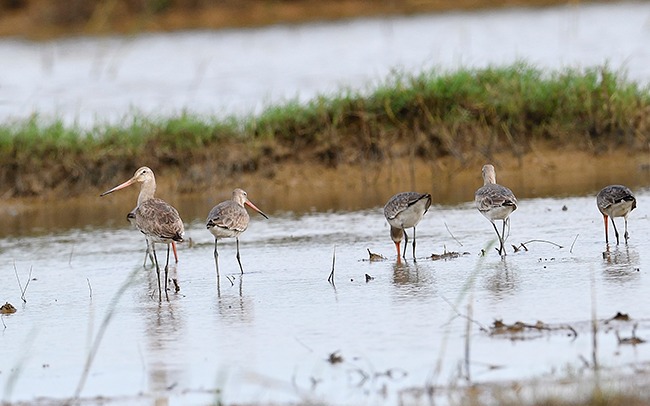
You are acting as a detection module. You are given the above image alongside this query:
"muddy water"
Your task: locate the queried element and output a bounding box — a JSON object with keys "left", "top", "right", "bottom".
{"left": 0, "top": 2, "right": 649, "bottom": 125}
{"left": 2, "top": 180, "right": 650, "bottom": 405}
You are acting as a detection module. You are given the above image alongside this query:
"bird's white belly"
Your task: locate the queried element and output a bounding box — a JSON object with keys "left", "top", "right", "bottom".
{"left": 606, "top": 200, "right": 634, "bottom": 218}
{"left": 209, "top": 226, "right": 244, "bottom": 239}
{"left": 388, "top": 203, "right": 427, "bottom": 229}
{"left": 480, "top": 205, "right": 515, "bottom": 222}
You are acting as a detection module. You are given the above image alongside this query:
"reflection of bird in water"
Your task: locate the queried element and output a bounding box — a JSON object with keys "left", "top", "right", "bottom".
{"left": 206, "top": 188, "right": 268, "bottom": 275}
{"left": 128, "top": 208, "right": 178, "bottom": 266}
{"left": 383, "top": 192, "right": 432, "bottom": 262}
{"left": 475, "top": 164, "right": 517, "bottom": 257}
{"left": 596, "top": 185, "right": 636, "bottom": 245}
{"left": 101, "top": 166, "right": 184, "bottom": 301}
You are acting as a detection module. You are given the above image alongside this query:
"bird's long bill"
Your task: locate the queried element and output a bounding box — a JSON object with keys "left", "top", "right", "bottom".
{"left": 100, "top": 177, "right": 136, "bottom": 197}
{"left": 245, "top": 200, "right": 269, "bottom": 219}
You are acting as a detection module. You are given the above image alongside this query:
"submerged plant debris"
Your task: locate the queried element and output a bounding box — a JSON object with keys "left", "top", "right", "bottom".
{"left": 366, "top": 249, "right": 386, "bottom": 261}
{"left": 0, "top": 302, "right": 16, "bottom": 314}
{"left": 430, "top": 250, "right": 469, "bottom": 261}
{"left": 489, "top": 319, "right": 578, "bottom": 340}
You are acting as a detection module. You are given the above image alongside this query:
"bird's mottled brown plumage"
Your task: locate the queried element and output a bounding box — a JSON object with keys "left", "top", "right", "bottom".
{"left": 383, "top": 191, "right": 432, "bottom": 261}
{"left": 100, "top": 166, "right": 184, "bottom": 300}
{"left": 596, "top": 184, "right": 636, "bottom": 244}
{"left": 207, "top": 188, "right": 268, "bottom": 274}
{"left": 474, "top": 164, "right": 517, "bottom": 256}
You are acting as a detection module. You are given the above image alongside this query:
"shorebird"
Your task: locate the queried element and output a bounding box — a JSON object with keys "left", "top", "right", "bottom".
{"left": 383, "top": 192, "right": 432, "bottom": 261}
{"left": 206, "top": 188, "right": 268, "bottom": 274}
{"left": 128, "top": 209, "right": 179, "bottom": 266}
{"left": 475, "top": 164, "right": 517, "bottom": 256}
{"left": 596, "top": 185, "right": 636, "bottom": 245}
{"left": 101, "top": 166, "right": 184, "bottom": 301}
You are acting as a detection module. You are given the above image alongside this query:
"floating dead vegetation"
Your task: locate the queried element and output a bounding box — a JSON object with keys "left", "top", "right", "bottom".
{"left": 430, "top": 250, "right": 469, "bottom": 261}
{"left": 327, "top": 351, "right": 344, "bottom": 364}
{"left": 366, "top": 248, "right": 386, "bottom": 261}
{"left": 489, "top": 319, "right": 577, "bottom": 340}
{"left": 365, "top": 273, "right": 374, "bottom": 282}
{"left": 0, "top": 302, "right": 17, "bottom": 314}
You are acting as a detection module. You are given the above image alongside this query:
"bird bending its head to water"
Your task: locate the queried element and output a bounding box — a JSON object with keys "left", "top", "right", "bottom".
{"left": 383, "top": 192, "right": 432, "bottom": 262}
{"left": 596, "top": 184, "right": 636, "bottom": 245}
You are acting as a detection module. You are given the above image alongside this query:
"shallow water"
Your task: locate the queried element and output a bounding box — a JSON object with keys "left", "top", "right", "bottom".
{"left": 0, "top": 2, "right": 649, "bottom": 126}
{"left": 2, "top": 188, "right": 650, "bottom": 405}
{"left": 2, "top": 2, "right": 650, "bottom": 404}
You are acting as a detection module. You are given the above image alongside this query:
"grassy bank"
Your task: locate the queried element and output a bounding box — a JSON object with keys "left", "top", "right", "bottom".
{"left": 1, "top": 63, "right": 649, "bottom": 198}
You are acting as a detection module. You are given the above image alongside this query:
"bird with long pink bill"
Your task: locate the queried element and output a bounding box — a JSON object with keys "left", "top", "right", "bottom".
{"left": 100, "top": 166, "right": 184, "bottom": 301}
{"left": 128, "top": 208, "right": 178, "bottom": 266}
{"left": 383, "top": 192, "right": 432, "bottom": 262}
{"left": 206, "top": 188, "right": 269, "bottom": 275}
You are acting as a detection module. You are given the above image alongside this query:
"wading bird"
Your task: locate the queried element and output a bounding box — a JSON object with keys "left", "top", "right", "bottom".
{"left": 475, "top": 164, "right": 517, "bottom": 256}
{"left": 101, "top": 167, "right": 184, "bottom": 301}
{"left": 206, "top": 188, "right": 268, "bottom": 274}
{"left": 383, "top": 192, "right": 432, "bottom": 261}
{"left": 128, "top": 209, "right": 179, "bottom": 266}
{"left": 596, "top": 185, "right": 636, "bottom": 245}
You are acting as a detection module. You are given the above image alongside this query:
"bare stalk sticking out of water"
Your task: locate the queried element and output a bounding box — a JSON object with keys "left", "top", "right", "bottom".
{"left": 86, "top": 278, "right": 92, "bottom": 299}
{"left": 327, "top": 246, "right": 336, "bottom": 285}
{"left": 444, "top": 222, "right": 463, "bottom": 247}
{"left": 13, "top": 263, "right": 32, "bottom": 304}
{"left": 73, "top": 268, "right": 139, "bottom": 402}
{"left": 439, "top": 295, "right": 489, "bottom": 333}
{"left": 570, "top": 234, "right": 579, "bottom": 253}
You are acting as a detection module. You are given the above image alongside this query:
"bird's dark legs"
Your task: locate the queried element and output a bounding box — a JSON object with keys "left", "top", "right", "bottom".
{"left": 610, "top": 216, "right": 620, "bottom": 245}
{"left": 143, "top": 240, "right": 154, "bottom": 267}
{"left": 236, "top": 238, "right": 244, "bottom": 274}
{"left": 213, "top": 238, "right": 220, "bottom": 275}
{"left": 491, "top": 221, "right": 505, "bottom": 256}
{"left": 402, "top": 228, "right": 408, "bottom": 260}
{"left": 603, "top": 215, "right": 609, "bottom": 244}
{"left": 624, "top": 216, "right": 630, "bottom": 243}
{"left": 163, "top": 244, "right": 170, "bottom": 301}
{"left": 412, "top": 227, "right": 417, "bottom": 261}
{"left": 151, "top": 243, "right": 162, "bottom": 302}
{"left": 501, "top": 219, "right": 508, "bottom": 255}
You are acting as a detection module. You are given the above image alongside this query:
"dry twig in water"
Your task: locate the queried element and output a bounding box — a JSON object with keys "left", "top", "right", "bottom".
{"left": 512, "top": 239, "right": 563, "bottom": 252}
{"left": 327, "top": 246, "right": 336, "bottom": 285}
{"left": 444, "top": 222, "right": 463, "bottom": 246}
{"left": 13, "top": 263, "right": 33, "bottom": 303}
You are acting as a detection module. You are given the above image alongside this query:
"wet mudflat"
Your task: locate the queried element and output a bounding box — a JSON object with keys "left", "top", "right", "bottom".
{"left": 2, "top": 187, "right": 650, "bottom": 405}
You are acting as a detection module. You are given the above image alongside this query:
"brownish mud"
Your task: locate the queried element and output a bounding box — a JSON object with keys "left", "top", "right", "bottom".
{"left": 0, "top": 0, "right": 599, "bottom": 40}
{"left": 0, "top": 143, "right": 648, "bottom": 237}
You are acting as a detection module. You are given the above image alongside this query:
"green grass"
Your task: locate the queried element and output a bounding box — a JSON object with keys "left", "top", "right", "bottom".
{"left": 1, "top": 63, "right": 649, "bottom": 197}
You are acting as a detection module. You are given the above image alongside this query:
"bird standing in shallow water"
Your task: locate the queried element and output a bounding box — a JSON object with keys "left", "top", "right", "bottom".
{"left": 128, "top": 209, "right": 179, "bottom": 266}
{"left": 596, "top": 185, "right": 636, "bottom": 245}
{"left": 383, "top": 192, "right": 432, "bottom": 262}
{"left": 475, "top": 164, "right": 517, "bottom": 257}
{"left": 101, "top": 166, "right": 184, "bottom": 301}
{"left": 206, "top": 188, "right": 268, "bottom": 275}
